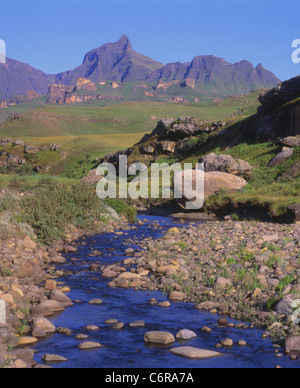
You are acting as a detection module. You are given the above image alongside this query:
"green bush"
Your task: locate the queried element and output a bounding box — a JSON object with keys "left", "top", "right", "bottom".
{"left": 20, "top": 184, "right": 137, "bottom": 243}
{"left": 21, "top": 184, "right": 107, "bottom": 243}
{"left": 104, "top": 198, "right": 137, "bottom": 223}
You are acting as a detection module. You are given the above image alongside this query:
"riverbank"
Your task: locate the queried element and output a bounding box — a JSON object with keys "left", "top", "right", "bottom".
{"left": 104, "top": 219, "right": 300, "bottom": 342}
{"left": 0, "top": 216, "right": 134, "bottom": 368}
{"left": 0, "top": 184, "right": 135, "bottom": 368}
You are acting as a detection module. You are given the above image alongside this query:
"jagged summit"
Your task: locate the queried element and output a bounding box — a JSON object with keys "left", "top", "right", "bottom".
{"left": 116, "top": 34, "right": 132, "bottom": 50}
{"left": 55, "top": 35, "right": 164, "bottom": 85}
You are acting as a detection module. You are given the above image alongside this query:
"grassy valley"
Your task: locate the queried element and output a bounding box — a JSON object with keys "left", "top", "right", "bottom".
{"left": 0, "top": 93, "right": 260, "bottom": 185}
{"left": 0, "top": 88, "right": 298, "bottom": 223}
{"left": 0, "top": 95, "right": 259, "bottom": 137}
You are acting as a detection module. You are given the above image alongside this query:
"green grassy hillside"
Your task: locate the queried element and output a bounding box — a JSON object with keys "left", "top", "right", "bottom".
{"left": 0, "top": 93, "right": 260, "bottom": 138}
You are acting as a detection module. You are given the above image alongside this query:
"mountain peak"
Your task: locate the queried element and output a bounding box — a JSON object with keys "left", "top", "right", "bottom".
{"left": 256, "top": 63, "right": 264, "bottom": 70}
{"left": 116, "top": 34, "right": 132, "bottom": 50}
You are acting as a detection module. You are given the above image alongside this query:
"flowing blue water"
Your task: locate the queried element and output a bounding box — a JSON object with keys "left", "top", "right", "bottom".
{"left": 32, "top": 215, "right": 298, "bottom": 368}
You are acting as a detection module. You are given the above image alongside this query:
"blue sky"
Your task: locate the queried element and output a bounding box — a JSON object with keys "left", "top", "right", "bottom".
{"left": 0, "top": 0, "right": 299, "bottom": 81}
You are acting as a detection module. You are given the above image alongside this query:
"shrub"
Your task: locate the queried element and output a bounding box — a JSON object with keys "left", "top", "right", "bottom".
{"left": 104, "top": 198, "right": 137, "bottom": 223}
{"left": 21, "top": 184, "right": 137, "bottom": 243}
{"left": 21, "top": 184, "right": 107, "bottom": 243}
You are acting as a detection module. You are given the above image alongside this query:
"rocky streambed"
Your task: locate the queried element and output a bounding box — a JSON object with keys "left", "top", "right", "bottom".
{"left": 3, "top": 214, "right": 296, "bottom": 369}
{"left": 0, "top": 217, "right": 129, "bottom": 368}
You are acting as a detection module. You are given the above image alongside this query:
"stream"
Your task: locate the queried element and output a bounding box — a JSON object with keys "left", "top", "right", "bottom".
{"left": 32, "top": 215, "right": 298, "bottom": 368}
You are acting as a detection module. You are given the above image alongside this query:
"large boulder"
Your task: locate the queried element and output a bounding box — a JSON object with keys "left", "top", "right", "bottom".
{"left": 81, "top": 169, "right": 103, "bottom": 186}
{"left": 140, "top": 144, "right": 155, "bottom": 155}
{"left": 285, "top": 336, "right": 300, "bottom": 354}
{"left": 160, "top": 141, "right": 177, "bottom": 154}
{"left": 32, "top": 316, "right": 56, "bottom": 334}
{"left": 199, "top": 153, "right": 252, "bottom": 179}
{"left": 174, "top": 169, "right": 247, "bottom": 205}
{"left": 274, "top": 296, "right": 293, "bottom": 316}
{"left": 31, "top": 300, "right": 66, "bottom": 316}
{"left": 144, "top": 331, "right": 175, "bottom": 345}
{"left": 204, "top": 171, "right": 248, "bottom": 196}
{"left": 49, "top": 290, "right": 73, "bottom": 308}
{"left": 14, "top": 263, "right": 35, "bottom": 279}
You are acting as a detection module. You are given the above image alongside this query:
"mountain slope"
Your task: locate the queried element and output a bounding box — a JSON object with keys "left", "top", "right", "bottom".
{"left": 0, "top": 58, "right": 54, "bottom": 99}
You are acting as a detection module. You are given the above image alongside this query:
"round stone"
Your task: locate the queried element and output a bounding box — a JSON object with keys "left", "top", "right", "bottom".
{"left": 79, "top": 342, "right": 103, "bottom": 350}
{"left": 144, "top": 331, "right": 175, "bottom": 345}
{"left": 176, "top": 329, "right": 197, "bottom": 340}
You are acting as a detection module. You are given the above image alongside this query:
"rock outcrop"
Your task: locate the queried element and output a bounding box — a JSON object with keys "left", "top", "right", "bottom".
{"left": 0, "top": 138, "right": 61, "bottom": 169}
{"left": 75, "top": 78, "right": 97, "bottom": 92}
{"left": 149, "top": 117, "right": 218, "bottom": 141}
{"left": 93, "top": 117, "right": 229, "bottom": 174}
{"left": 46, "top": 79, "right": 125, "bottom": 104}
{"left": 259, "top": 76, "right": 300, "bottom": 110}
{"left": 46, "top": 84, "right": 74, "bottom": 104}
{"left": 199, "top": 153, "right": 252, "bottom": 180}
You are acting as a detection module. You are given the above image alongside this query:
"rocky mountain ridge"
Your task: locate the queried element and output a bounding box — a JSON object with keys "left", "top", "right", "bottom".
{"left": 0, "top": 35, "right": 280, "bottom": 100}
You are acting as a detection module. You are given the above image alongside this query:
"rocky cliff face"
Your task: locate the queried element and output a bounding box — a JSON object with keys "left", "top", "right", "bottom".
{"left": 46, "top": 79, "right": 125, "bottom": 104}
